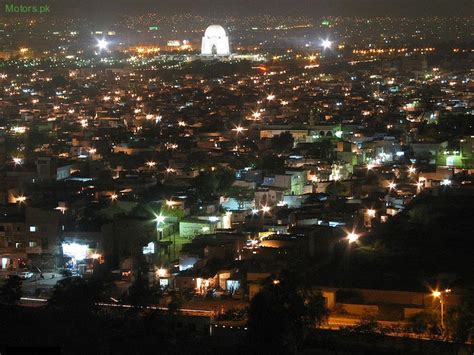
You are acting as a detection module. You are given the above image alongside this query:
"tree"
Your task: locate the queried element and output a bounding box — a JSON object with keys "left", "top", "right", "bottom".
{"left": 123, "top": 269, "right": 162, "bottom": 309}
{"left": 194, "top": 167, "right": 235, "bottom": 198}
{"left": 248, "top": 274, "right": 328, "bottom": 351}
{"left": 167, "top": 290, "right": 184, "bottom": 315}
{"left": 326, "top": 181, "right": 347, "bottom": 197}
{"left": 224, "top": 186, "right": 254, "bottom": 209}
{"left": 446, "top": 292, "right": 474, "bottom": 344}
{"left": 406, "top": 311, "right": 441, "bottom": 338}
{"left": 271, "top": 132, "right": 294, "bottom": 152}
{"left": 48, "top": 276, "right": 107, "bottom": 314}
{"left": 0, "top": 276, "right": 22, "bottom": 306}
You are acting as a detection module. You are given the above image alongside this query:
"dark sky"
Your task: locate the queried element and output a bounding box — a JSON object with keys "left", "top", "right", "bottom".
{"left": 41, "top": 0, "right": 473, "bottom": 17}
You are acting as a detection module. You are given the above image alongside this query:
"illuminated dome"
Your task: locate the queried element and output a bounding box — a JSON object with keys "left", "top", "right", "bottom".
{"left": 201, "top": 25, "right": 230, "bottom": 56}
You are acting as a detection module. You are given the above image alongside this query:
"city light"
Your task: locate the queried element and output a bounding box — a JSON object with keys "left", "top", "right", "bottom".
{"left": 346, "top": 232, "right": 359, "bottom": 243}
{"left": 15, "top": 195, "right": 27, "bottom": 204}
{"left": 441, "top": 179, "right": 452, "bottom": 186}
{"left": 321, "top": 39, "right": 332, "bottom": 49}
{"left": 62, "top": 242, "right": 88, "bottom": 260}
{"left": 261, "top": 205, "right": 270, "bottom": 213}
{"left": 251, "top": 111, "right": 261, "bottom": 119}
{"left": 110, "top": 194, "right": 118, "bottom": 201}
{"left": 366, "top": 209, "right": 376, "bottom": 218}
{"left": 146, "top": 161, "right": 156, "bottom": 168}
{"left": 388, "top": 182, "right": 397, "bottom": 190}
{"left": 96, "top": 38, "right": 109, "bottom": 51}
{"left": 157, "top": 268, "right": 167, "bottom": 278}
{"left": 266, "top": 94, "right": 276, "bottom": 101}
{"left": 154, "top": 214, "right": 166, "bottom": 224}
{"left": 12, "top": 157, "right": 23, "bottom": 166}
{"left": 408, "top": 166, "right": 416, "bottom": 174}
{"left": 232, "top": 125, "right": 247, "bottom": 134}
{"left": 251, "top": 209, "right": 259, "bottom": 215}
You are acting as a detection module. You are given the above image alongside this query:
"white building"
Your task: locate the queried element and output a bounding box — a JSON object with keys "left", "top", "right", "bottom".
{"left": 201, "top": 25, "right": 230, "bottom": 56}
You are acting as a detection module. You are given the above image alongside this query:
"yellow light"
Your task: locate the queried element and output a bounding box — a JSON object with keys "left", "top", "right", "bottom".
{"left": 157, "top": 268, "right": 167, "bottom": 278}
{"left": 347, "top": 232, "right": 359, "bottom": 243}
{"left": 432, "top": 290, "right": 441, "bottom": 298}
{"left": 408, "top": 166, "right": 416, "bottom": 174}
{"left": 110, "top": 194, "right": 118, "bottom": 201}
{"left": 389, "top": 182, "right": 397, "bottom": 190}
{"left": 367, "top": 209, "right": 376, "bottom": 218}
{"left": 146, "top": 161, "right": 156, "bottom": 168}
{"left": 16, "top": 196, "right": 27, "bottom": 204}
{"left": 261, "top": 205, "right": 270, "bottom": 213}
{"left": 91, "top": 253, "right": 101, "bottom": 260}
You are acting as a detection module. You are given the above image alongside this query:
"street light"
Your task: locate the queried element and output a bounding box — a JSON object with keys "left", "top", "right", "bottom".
{"left": 432, "top": 288, "right": 451, "bottom": 329}
{"left": 110, "top": 194, "right": 118, "bottom": 202}
{"left": 232, "top": 125, "right": 247, "bottom": 134}
{"left": 366, "top": 209, "right": 376, "bottom": 218}
{"left": 388, "top": 182, "right": 397, "bottom": 190}
{"left": 154, "top": 214, "right": 166, "bottom": 225}
{"left": 321, "top": 39, "right": 332, "bottom": 49}
{"left": 408, "top": 166, "right": 416, "bottom": 175}
{"left": 16, "top": 195, "right": 27, "bottom": 204}
{"left": 261, "top": 205, "right": 270, "bottom": 214}
{"left": 96, "top": 38, "right": 108, "bottom": 51}
{"left": 346, "top": 232, "right": 359, "bottom": 244}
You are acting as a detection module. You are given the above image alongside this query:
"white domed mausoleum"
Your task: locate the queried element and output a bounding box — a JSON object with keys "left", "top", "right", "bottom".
{"left": 201, "top": 25, "right": 230, "bottom": 56}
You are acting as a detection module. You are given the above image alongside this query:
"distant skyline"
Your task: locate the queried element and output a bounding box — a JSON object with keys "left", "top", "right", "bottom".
{"left": 12, "top": 0, "right": 473, "bottom": 17}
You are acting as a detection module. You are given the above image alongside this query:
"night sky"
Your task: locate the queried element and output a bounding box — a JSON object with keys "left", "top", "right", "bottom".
{"left": 10, "top": 0, "right": 473, "bottom": 17}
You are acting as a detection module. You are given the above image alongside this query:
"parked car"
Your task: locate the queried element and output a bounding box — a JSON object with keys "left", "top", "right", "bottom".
{"left": 18, "top": 271, "right": 34, "bottom": 279}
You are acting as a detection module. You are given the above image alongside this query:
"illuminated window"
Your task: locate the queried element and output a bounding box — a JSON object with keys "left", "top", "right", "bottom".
{"left": 143, "top": 242, "right": 155, "bottom": 255}
{"left": 29, "top": 226, "right": 37, "bottom": 232}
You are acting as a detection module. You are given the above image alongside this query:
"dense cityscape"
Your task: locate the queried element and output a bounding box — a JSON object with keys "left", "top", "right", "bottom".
{"left": 0, "top": 1, "right": 473, "bottom": 354}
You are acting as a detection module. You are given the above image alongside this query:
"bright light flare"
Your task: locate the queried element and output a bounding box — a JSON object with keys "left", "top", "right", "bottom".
{"left": 15, "top": 195, "right": 27, "bottom": 204}
{"left": 96, "top": 38, "right": 109, "bottom": 51}
{"left": 366, "top": 209, "right": 376, "bottom": 218}
{"left": 13, "top": 157, "right": 23, "bottom": 166}
{"left": 62, "top": 242, "right": 88, "bottom": 261}
{"left": 154, "top": 214, "right": 166, "bottom": 224}
{"left": 346, "top": 232, "right": 359, "bottom": 243}
{"left": 232, "top": 126, "right": 247, "bottom": 134}
{"left": 321, "top": 39, "right": 332, "bottom": 49}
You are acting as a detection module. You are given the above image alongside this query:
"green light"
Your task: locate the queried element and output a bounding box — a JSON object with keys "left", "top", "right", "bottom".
{"left": 322, "top": 20, "right": 330, "bottom": 27}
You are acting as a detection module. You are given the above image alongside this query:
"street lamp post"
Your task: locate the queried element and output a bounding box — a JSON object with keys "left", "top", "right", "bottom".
{"left": 432, "top": 289, "right": 451, "bottom": 330}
